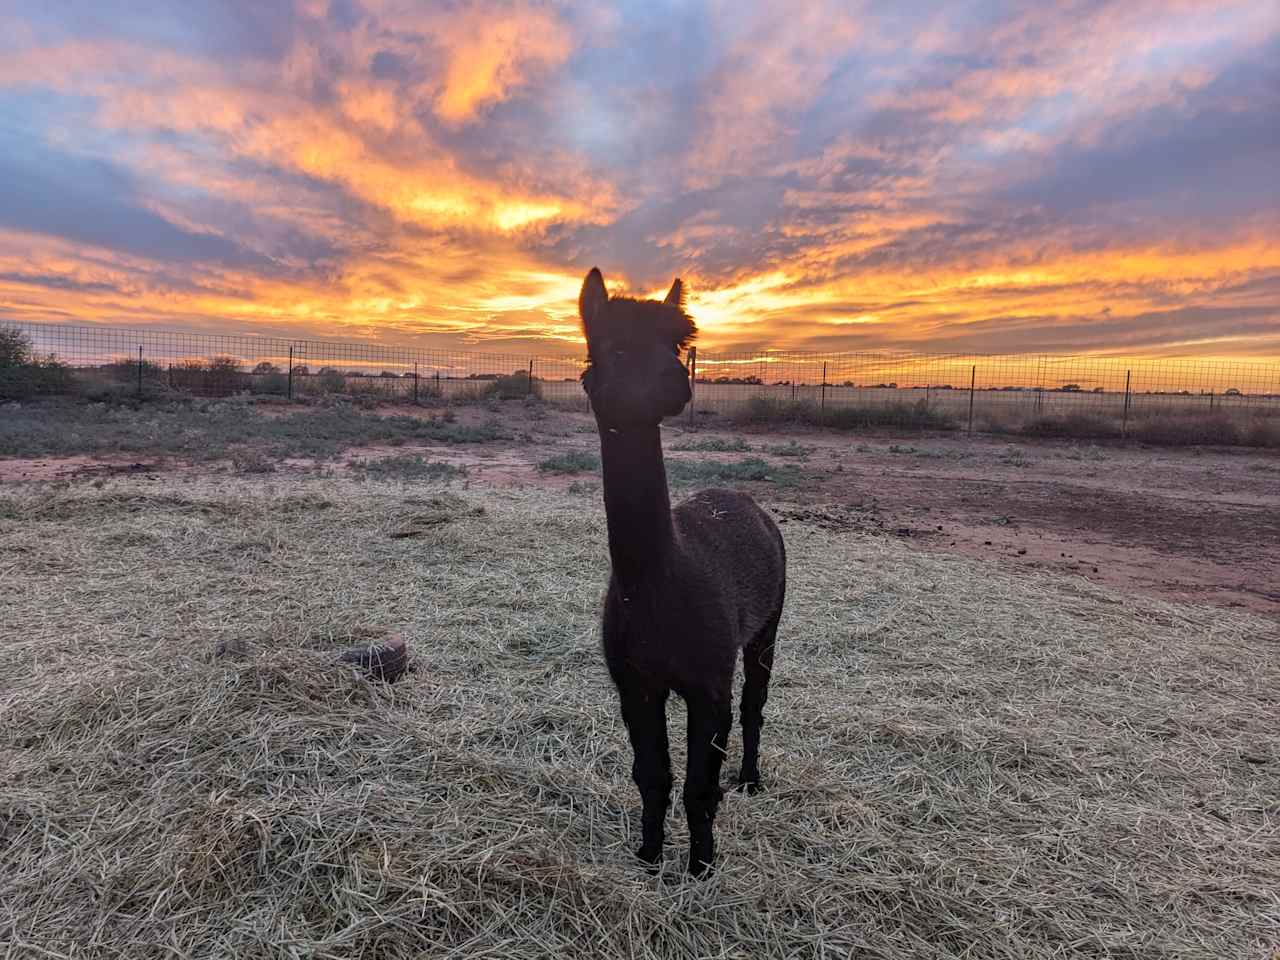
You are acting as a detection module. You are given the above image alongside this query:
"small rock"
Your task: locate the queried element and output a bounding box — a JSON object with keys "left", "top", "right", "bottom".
{"left": 338, "top": 633, "right": 409, "bottom": 683}
{"left": 213, "top": 637, "right": 250, "bottom": 660}
{"left": 1017, "top": 548, "right": 1027, "bottom": 556}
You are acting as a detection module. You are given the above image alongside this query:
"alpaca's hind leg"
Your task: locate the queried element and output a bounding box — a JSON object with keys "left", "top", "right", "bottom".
{"left": 738, "top": 613, "right": 779, "bottom": 794}
{"left": 683, "top": 689, "right": 732, "bottom": 877}
{"left": 619, "top": 687, "right": 672, "bottom": 866}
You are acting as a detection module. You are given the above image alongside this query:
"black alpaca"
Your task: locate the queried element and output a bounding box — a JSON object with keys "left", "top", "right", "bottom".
{"left": 578, "top": 268, "right": 786, "bottom": 877}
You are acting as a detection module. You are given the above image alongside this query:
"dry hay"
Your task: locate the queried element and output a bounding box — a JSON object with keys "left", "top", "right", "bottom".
{"left": 0, "top": 476, "right": 1277, "bottom": 959}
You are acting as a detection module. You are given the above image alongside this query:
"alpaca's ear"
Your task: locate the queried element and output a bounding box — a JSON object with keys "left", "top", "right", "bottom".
{"left": 663, "top": 278, "right": 685, "bottom": 309}
{"left": 579, "top": 268, "right": 608, "bottom": 335}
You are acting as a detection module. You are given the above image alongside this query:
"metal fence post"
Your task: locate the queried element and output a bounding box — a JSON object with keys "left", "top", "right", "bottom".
{"left": 528, "top": 358, "right": 534, "bottom": 398}
{"left": 414, "top": 361, "right": 419, "bottom": 403}
{"left": 1122, "top": 369, "right": 1131, "bottom": 437}
{"left": 967, "top": 364, "right": 976, "bottom": 436}
{"left": 820, "top": 361, "right": 827, "bottom": 417}
{"left": 168, "top": 362, "right": 173, "bottom": 390}
{"left": 687, "top": 345, "right": 697, "bottom": 424}
{"left": 1036, "top": 356, "right": 1045, "bottom": 416}
{"left": 1209, "top": 390, "right": 1214, "bottom": 412}
{"left": 288, "top": 346, "right": 294, "bottom": 400}
{"left": 435, "top": 370, "right": 440, "bottom": 397}
{"left": 137, "top": 345, "right": 143, "bottom": 398}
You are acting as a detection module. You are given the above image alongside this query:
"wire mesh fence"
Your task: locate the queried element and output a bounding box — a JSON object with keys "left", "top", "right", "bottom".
{"left": 0, "top": 320, "right": 589, "bottom": 406}
{"left": 686, "top": 349, "right": 1280, "bottom": 426}
{"left": 3, "top": 320, "right": 1279, "bottom": 431}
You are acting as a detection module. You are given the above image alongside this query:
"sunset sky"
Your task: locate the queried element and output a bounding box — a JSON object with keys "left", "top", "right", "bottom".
{"left": 1, "top": 1, "right": 1277, "bottom": 359}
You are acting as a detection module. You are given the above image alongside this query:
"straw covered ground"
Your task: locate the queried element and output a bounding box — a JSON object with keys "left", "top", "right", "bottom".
{"left": 1, "top": 476, "right": 1277, "bottom": 958}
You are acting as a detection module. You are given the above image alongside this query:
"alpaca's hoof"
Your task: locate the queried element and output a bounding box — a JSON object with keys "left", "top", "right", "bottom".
{"left": 687, "top": 836, "right": 715, "bottom": 878}
{"left": 735, "top": 773, "right": 764, "bottom": 795}
{"left": 636, "top": 843, "right": 662, "bottom": 868}
{"left": 687, "top": 854, "right": 714, "bottom": 879}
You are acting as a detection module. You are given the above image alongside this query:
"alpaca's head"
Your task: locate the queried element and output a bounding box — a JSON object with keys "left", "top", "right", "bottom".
{"left": 578, "top": 267, "right": 695, "bottom": 429}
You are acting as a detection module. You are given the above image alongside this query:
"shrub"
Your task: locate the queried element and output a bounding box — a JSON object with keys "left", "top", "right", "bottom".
{"left": 1126, "top": 412, "right": 1278, "bottom": 448}
{"left": 666, "top": 457, "right": 805, "bottom": 487}
{"left": 765, "top": 440, "right": 814, "bottom": 459}
{"left": 486, "top": 369, "right": 541, "bottom": 400}
{"left": 348, "top": 454, "right": 465, "bottom": 481}
{"left": 1018, "top": 413, "right": 1121, "bottom": 440}
{"left": 231, "top": 449, "right": 277, "bottom": 474}
{"left": 0, "top": 326, "right": 31, "bottom": 367}
{"left": 997, "top": 445, "right": 1033, "bottom": 467}
{"left": 206, "top": 356, "right": 242, "bottom": 395}
{"left": 317, "top": 368, "right": 347, "bottom": 393}
{"left": 250, "top": 372, "right": 289, "bottom": 396}
{"left": 0, "top": 326, "right": 73, "bottom": 399}
{"left": 537, "top": 450, "right": 600, "bottom": 474}
{"left": 737, "top": 396, "right": 957, "bottom": 431}
{"left": 98, "top": 356, "right": 166, "bottom": 385}
{"left": 822, "top": 400, "right": 958, "bottom": 431}
{"left": 1005, "top": 410, "right": 1280, "bottom": 448}
{"left": 346, "top": 376, "right": 393, "bottom": 399}
{"left": 739, "top": 396, "right": 802, "bottom": 425}
{"left": 1240, "top": 415, "right": 1280, "bottom": 448}
{"left": 669, "top": 436, "right": 752, "bottom": 452}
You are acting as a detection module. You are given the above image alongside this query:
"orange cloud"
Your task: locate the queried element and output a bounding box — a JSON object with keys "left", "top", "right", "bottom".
{"left": 432, "top": 8, "right": 572, "bottom": 124}
{"left": 0, "top": 1, "right": 1275, "bottom": 364}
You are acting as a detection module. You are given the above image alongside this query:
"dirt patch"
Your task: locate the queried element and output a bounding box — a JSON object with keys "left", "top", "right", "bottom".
{"left": 4, "top": 403, "right": 1277, "bottom": 616}
{"left": 0, "top": 456, "right": 167, "bottom": 483}
{"left": 770, "top": 433, "right": 1280, "bottom": 618}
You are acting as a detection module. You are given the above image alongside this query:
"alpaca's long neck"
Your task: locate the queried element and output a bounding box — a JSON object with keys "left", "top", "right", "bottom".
{"left": 597, "top": 423, "right": 675, "bottom": 584}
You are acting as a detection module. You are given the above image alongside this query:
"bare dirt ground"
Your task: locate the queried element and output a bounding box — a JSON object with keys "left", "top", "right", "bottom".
{"left": 3, "top": 399, "right": 1277, "bottom": 616}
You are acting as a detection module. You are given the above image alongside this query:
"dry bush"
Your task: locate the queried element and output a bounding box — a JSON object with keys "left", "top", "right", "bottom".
{"left": 486, "top": 369, "right": 542, "bottom": 400}
{"left": 1014, "top": 411, "right": 1122, "bottom": 440}
{"left": 0, "top": 326, "right": 72, "bottom": 399}
{"left": 983, "top": 408, "right": 1280, "bottom": 449}
{"left": 1129, "top": 411, "right": 1280, "bottom": 448}
{"left": 737, "top": 396, "right": 957, "bottom": 431}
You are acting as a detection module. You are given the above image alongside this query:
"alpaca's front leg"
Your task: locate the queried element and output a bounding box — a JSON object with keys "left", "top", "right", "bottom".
{"left": 683, "top": 693, "right": 732, "bottom": 877}
{"left": 619, "top": 687, "right": 671, "bottom": 866}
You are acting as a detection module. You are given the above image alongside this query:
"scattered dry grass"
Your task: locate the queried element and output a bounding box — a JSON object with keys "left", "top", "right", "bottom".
{"left": 1, "top": 478, "right": 1277, "bottom": 958}
{"left": 537, "top": 450, "right": 601, "bottom": 474}
{"left": 0, "top": 398, "right": 512, "bottom": 461}
{"left": 1003, "top": 410, "right": 1280, "bottom": 448}
{"left": 666, "top": 457, "right": 808, "bottom": 488}
{"left": 737, "top": 396, "right": 958, "bottom": 432}
{"left": 726, "top": 394, "right": 1280, "bottom": 449}
{"left": 668, "top": 436, "right": 752, "bottom": 453}
{"left": 347, "top": 454, "right": 466, "bottom": 482}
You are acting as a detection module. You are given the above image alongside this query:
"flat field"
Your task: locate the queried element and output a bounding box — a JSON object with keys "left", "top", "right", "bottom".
{"left": 1, "top": 397, "right": 1277, "bottom": 958}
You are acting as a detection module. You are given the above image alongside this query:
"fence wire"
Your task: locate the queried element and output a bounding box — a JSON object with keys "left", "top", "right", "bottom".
{"left": 687, "top": 348, "right": 1280, "bottom": 423}
{"left": 3, "top": 320, "right": 1278, "bottom": 423}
